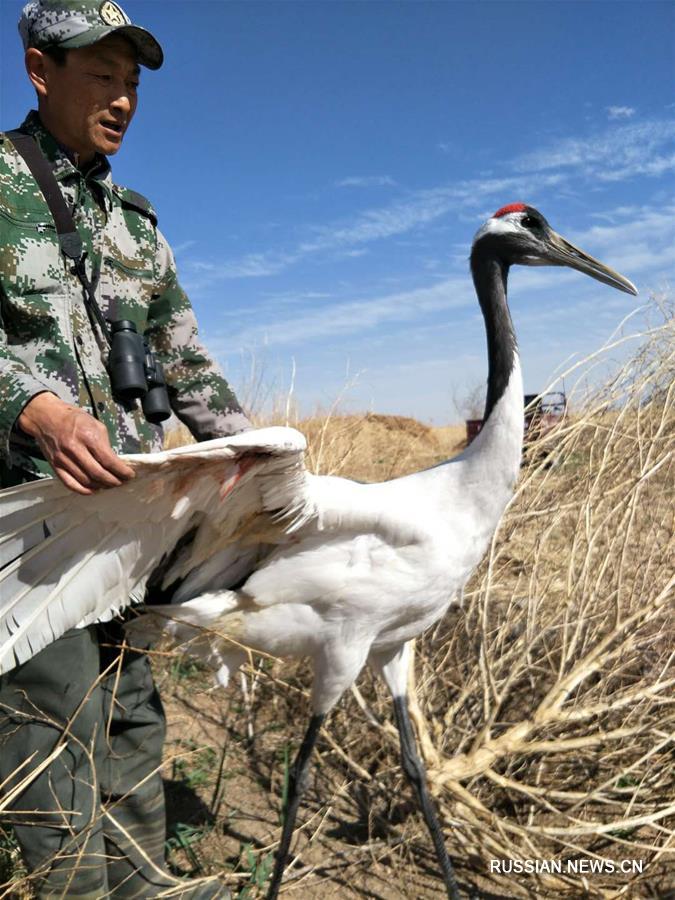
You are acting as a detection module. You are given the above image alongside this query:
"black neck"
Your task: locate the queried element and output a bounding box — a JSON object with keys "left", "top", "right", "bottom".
{"left": 470, "top": 245, "right": 518, "bottom": 423}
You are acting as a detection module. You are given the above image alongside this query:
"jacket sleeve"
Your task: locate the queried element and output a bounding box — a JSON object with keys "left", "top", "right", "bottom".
{"left": 144, "top": 229, "right": 251, "bottom": 440}
{"left": 0, "top": 306, "right": 53, "bottom": 460}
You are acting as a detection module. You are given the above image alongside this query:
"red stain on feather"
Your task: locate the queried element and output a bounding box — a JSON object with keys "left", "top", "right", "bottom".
{"left": 219, "top": 456, "right": 258, "bottom": 501}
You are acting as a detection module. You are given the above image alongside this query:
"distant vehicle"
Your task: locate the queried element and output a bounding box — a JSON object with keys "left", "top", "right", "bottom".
{"left": 465, "top": 391, "right": 567, "bottom": 446}
{"left": 465, "top": 417, "right": 484, "bottom": 444}
{"left": 523, "top": 391, "right": 567, "bottom": 443}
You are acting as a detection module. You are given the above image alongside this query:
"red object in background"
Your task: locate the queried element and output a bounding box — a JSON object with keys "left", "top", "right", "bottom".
{"left": 465, "top": 419, "right": 483, "bottom": 443}
{"left": 465, "top": 392, "right": 566, "bottom": 446}
{"left": 524, "top": 391, "right": 567, "bottom": 441}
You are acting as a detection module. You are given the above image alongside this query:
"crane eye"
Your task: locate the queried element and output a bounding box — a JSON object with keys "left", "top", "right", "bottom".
{"left": 522, "top": 215, "right": 540, "bottom": 229}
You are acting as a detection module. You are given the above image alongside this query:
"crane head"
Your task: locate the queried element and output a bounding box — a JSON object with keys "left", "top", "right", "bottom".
{"left": 473, "top": 203, "right": 638, "bottom": 295}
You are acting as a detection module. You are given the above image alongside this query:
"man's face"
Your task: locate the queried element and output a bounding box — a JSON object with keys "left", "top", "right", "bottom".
{"left": 37, "top": 34, "right": 140, "bottom": 162}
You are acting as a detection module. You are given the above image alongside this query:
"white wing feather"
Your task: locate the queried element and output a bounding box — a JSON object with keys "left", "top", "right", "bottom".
{"left": 0, "top": 426, "right": 311, "bottom": 675}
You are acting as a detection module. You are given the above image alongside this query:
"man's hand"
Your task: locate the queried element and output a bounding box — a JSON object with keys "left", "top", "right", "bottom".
{"left": 18, "top": 393, "right": 135, "bottom": 495}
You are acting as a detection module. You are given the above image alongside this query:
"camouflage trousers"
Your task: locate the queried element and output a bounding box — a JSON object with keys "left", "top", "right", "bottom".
{"left": 0, "top": 620, "right": 179, "bottom": 899}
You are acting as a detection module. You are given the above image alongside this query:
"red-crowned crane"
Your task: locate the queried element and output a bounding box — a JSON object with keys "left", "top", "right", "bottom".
{"left": 0, "top": 205, "right": 637, "bottom": 899}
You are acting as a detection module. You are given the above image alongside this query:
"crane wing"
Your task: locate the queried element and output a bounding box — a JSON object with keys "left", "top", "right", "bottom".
{"left": 0, "top": 426, "right": 313, "bottom": 675}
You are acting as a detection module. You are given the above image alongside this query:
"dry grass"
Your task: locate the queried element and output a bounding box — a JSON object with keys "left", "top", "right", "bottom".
{"left": 164, "top": 410, "right": 466, "bottom": 482}
{"left": 2, "top": 300, "right": 673, "bottom": 898}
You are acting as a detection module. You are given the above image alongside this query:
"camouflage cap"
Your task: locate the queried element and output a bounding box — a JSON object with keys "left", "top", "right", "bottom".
{"left": 19, "top": 0, "right": 163, "bottom": 69}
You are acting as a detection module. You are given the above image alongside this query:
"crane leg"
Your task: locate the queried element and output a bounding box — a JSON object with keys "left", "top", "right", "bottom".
{"left": 393, "top": 696, "right": 461, "bottom": 900}
{"left": 266, "top": 712, "right": 325, "bottom": 900}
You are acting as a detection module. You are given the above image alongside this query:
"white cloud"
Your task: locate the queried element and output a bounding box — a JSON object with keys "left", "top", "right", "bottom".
{"left": 572, "top": 202, "right": 675, "bottom": 251}
{"left": 224, "top": 275, "right": 473, "bottom": 349}
{"left": 221, "top": 202, "right": 667, "bottom": 351}
{"left": 172, "top": 239, "right": 196, "bottom": 255}
{"left": 589, "top": 205, "right": 641, "bottom": 224}
{"left": 596, "top": 153, "right": 675, "bottom": 182}
{"left": 182, "top": 118, "right": 673, "bottom": 293}
{"left": 340, "top": 248, "right": 369, "bottom": 259}
{"left": 514, "top": 118, "right": 675, "bottom": 182}
{"left": 336, "top": 175, "right": 397, "bottom": 188}
{"left": 182, "top": 171, "right": 564, "bottom": 287}
{"left": 606, "top": 105, "right": 636, "bottom": 120}
{"left": 184, "top": 249, "right": 301, "bottom": 281}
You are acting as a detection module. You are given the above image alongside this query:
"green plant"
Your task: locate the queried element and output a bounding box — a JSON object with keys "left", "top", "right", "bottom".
{"left": 165, "top": 822, "right": 207, "bottom": 874}
{"left": 172, "top": 742, "right": 217, "bottom": 789}
{"left": 169, "top": 656, "right": 207, "bottom": 683}
{"left": 236, "top": 843, "right": 274, "bottom": 899}
{"left": 0, "top": 827, "right": 29, "bottom": 896}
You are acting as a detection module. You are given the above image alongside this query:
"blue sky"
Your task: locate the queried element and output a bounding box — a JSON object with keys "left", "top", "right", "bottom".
{"left": 2, "top": 0, "right": 673, "bottom": 423}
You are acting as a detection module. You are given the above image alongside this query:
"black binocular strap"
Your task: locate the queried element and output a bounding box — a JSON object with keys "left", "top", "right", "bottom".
{"left": 7, "top": 130, "right": 112, "bottom": 344}
{"left": 8, "top": 130, "right": 83, "bottom": 261}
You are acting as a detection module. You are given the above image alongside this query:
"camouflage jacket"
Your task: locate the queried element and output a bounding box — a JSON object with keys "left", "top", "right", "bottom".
{"left": 0, "top": 112, "right": 250, "bottom": 483}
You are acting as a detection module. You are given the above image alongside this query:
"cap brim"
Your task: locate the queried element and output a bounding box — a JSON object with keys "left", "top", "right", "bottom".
{"left": 58, "top": 24, "right": 163, "bottom": 70}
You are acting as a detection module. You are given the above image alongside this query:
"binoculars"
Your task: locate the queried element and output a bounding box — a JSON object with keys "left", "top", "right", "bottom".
{"left": 107, "top": 320, "right": 171, "bottom": 424}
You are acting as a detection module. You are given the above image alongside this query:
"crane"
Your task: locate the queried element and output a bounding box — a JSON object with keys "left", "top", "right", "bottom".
{"left": 0, "top": 204, "right": 637, "bottom": 899}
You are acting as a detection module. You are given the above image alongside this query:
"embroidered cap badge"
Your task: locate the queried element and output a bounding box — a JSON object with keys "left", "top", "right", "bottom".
{"left": 99, "top": 1, "right": 127, "bottom": 26}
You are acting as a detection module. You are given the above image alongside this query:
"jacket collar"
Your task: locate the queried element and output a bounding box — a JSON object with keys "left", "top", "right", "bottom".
{"left": 20, "top": 110, "right": 114, "bottom": 208}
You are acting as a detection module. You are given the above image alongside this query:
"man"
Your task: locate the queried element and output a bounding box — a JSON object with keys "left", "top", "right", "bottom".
{"left": 0, "top": 1, "right": 249, "bottom": 896}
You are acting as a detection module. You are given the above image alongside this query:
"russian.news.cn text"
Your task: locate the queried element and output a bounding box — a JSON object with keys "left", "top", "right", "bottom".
{"left": 490, "top": 858, "right": 644, "bottom": 875}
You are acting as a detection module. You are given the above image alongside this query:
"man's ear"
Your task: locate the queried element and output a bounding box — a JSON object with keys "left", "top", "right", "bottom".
{"left": 25, "top": 48, "right": 49, "bottom": 99}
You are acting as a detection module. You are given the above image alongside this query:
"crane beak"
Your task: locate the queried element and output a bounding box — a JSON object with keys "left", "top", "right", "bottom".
{"left": 544, "top": 230, "right": 638, "bottom": 295}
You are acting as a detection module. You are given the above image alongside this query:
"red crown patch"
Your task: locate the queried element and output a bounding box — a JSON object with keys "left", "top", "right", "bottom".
{"left": 493, "top": 203, "right": 527, "bottom": 219}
